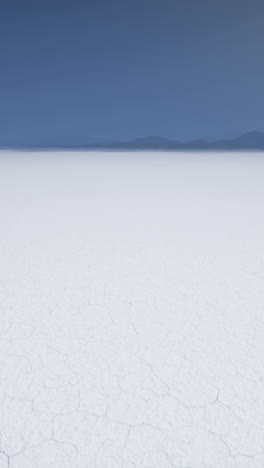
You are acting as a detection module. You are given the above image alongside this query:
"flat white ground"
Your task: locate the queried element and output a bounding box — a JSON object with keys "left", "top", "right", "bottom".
{"left": 0, "top": 151, "right": 264, "bottom": 468}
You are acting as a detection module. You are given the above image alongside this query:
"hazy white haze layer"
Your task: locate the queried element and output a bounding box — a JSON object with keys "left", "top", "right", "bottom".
{"left": 1, "top": 151, "right": 264, "bottom": 468}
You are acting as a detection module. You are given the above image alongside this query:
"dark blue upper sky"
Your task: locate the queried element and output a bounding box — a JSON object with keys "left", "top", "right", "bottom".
{"left": 1, "top": 0, "right": 264, "bottom": 145}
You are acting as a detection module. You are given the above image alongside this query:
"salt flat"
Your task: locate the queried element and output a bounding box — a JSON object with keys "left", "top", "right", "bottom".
{"left": 0, "top": 151, "right": 264, "bottom": 468}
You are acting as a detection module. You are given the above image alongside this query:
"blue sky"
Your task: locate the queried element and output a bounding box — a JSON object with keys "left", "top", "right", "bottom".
{"left": 1, "top": 0, "right": 264, "bottom": 145}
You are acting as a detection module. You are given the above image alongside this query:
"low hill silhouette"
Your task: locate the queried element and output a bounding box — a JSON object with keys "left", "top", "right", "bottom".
{"left": 2, "top": 131, "right": 264, "bottom": 150}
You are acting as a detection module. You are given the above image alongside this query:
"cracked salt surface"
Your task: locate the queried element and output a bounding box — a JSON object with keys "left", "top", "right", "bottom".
{"left": 0, "top": 150, "right": 264, "bottom": 467}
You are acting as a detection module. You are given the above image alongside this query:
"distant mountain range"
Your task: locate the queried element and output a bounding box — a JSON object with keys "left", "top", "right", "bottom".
{"left": 90, "top": 131, "right": 264, "bottom": 150}
{"left": 2, "top": 131, "right": 264, "bottom": 150}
